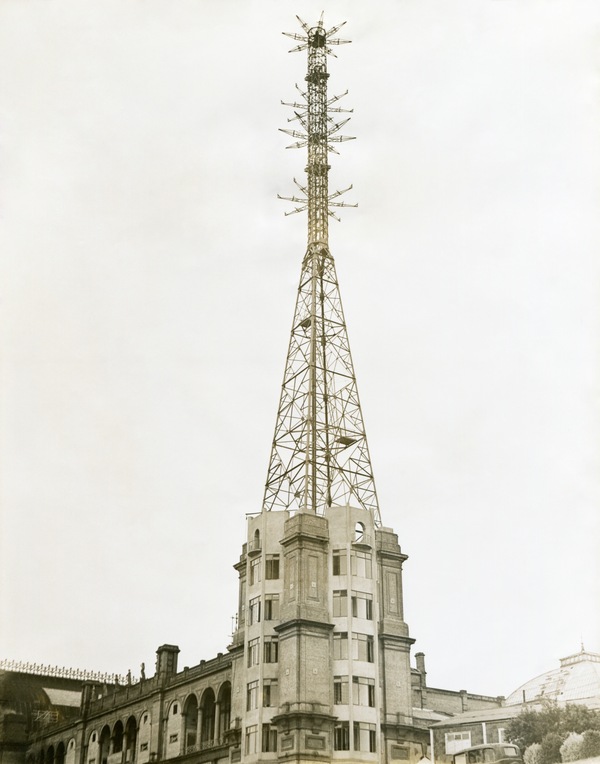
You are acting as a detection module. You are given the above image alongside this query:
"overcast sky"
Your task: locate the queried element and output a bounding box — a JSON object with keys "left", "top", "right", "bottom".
{"left": 1, "top": 0, "right": 599, "bottom": 699}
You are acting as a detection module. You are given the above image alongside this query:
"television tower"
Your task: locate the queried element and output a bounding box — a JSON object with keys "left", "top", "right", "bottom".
{"left": 263, "top": 14, "right": 382, "bottom": 526}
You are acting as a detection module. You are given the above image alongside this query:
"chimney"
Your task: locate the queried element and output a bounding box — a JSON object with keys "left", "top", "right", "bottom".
{"left": 155, "top": 645, "right": 180, "bottom": 682}
{"left": 415, "top": 652, "right": 427, "bottom": 685}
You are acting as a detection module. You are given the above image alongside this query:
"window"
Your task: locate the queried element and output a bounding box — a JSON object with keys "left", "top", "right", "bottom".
{"left": 353, "top": 676, "right": 375, "bottom": 707}
{"left": 239, "top": 580, "right": 246, "bottom": 625}
{"left": 352, "top": 591, "right": 373, "bottom": 620}
{"left": 247, "top": 681, "right": 259, "bottom": 711}
{"left": 351, "top": 550, "right": 372, "bottom": 578}
{"left": 245, "top": 726, "right": 258, "bottom": 755}
{"left": 247, "top": 637, "right": 260, "bottom": 667}
{"left": 352, "top": 632, "right": 374, "bottom": 662}
{"left": 264, "top": 636, "right": 279, "bottom": 663}
{"left": 468, "top": 751, "right": 484, "bottom": 764}
{"left": 91, "top": 735, "right": 97, "bottom": 743}
{"left": 333, "top": 632, "right": 348, "bottom": 660}
{"left": 498, "top": 730, "right": 506, "bottom": 744}
{"left": 353, "top": 722, "right": 376, "bottom": 753}
{"left": 250, "top": 558, "right": 261, "bottom": 585}
{"left": 333, "top": 550, "right": 347, "bottom": 576}
{"left": 445, "top": 732, "right": 471, "bottom": 755}
{"left": 263, "top": 679, "right": 279, "bottom": 707}
{"left": 355, "top": 521, "right": 366, "bottom": 542}
{"left": 265, "top": 555, "right": 280, "bottom": 580}
{"left": 168, "top": 734, "right": 178, "bottom": 744}
{"left": 333, "top": 676, "right": 349, "bottom": 705}
{"left": 333, "top": 590, "right": 348, "bottom": 617}
{"left": 139, "top": 745, "right": 148, "bottom": 753}
{"left": 143, "top": 715, "right": 148, "bottom": 725}
{"left": 249, "top": 596, "right": 261, "bottom": 625}
{"left": 172, "top": 704, "right": 178, "bottom": 715}
{"left": 262, "top": 724, "right": 278, "bottom": 753}
{"left": 264, "top": 594, "right": 279, "bottom": 620}
{"left": 334, "top": 722, "right": 350, "bottom": 751}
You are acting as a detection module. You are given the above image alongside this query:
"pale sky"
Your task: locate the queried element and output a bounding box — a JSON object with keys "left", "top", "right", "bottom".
{"left": 1, "top": 0, "right": 599, "bottom": 700}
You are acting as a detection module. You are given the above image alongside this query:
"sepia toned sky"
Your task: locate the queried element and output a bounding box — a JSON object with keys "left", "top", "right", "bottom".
{"left": 1, "top": 0, "right": 599, "bottom": 698}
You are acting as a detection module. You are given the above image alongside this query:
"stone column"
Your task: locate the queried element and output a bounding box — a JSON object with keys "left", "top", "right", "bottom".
{"left": 196, "top": 709, "right": 203, "bottom": 747}
{"left": 214, "top": 702, "right": 221, "bottom": 743}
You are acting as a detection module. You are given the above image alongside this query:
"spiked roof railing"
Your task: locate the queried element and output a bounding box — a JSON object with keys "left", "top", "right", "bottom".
{"left": 263, "top": 15, "right": 381, "bottom": 526}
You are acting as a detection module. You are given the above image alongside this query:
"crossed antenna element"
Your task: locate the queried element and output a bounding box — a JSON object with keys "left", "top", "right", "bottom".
{"left": 278, "top": 14, "right": 357, "bottom": 228}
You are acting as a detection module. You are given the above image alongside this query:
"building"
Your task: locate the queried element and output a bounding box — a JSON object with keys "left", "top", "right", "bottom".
{"left": 4, "top": 16, "right": 506, "bottom": 764}
{"left": 430, "top": 649, "right": 600, "bottom": 763}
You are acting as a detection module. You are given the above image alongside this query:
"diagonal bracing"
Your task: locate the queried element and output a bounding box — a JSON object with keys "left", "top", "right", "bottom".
{"left": 263, "top": 15, "right": 381, "bottom": 526}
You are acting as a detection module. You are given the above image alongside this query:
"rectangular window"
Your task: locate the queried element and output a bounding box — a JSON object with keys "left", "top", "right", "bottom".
{"left": 250, "top": 558, "right": 261, "bottom": 586}
{"left": 263, "top": 678, "right": 279, "bottom": 708}
{"left": 445, "top": 732, "right": 471, "bottom": 755}
{"left": 352, "top": 632, "right": 374, "bottom": 662}
{"left": 334, "top": 722, "right": 350, "bottom": 751}
{"left": 264, "top": 594, "right": 280, "bottom": 620}
{"left": 351, "top": 550, "right": 372, "bottom": 578}
{"left": 264, "top": 636, "right": 279, "bottom": 663}
{"left": 498, "top": 730, "right": 506, "bottom": 744}
{"left": 262, "top": 724, "right": 278, "bottom": 753}
{"left": 247, "top": 680, "right": 259, "bottom": 711}
{"left": 353, "top": 676, "right": 375, "bottom": 707}
{"left": 353, "top": 722, "right": 376, "bottom": 753}
{"left": 168, "top": 734, "right": 178, "bottom": 744}
{"left": 333, "top": 589, "right": 348, "bottom": 617}
{"left": 249, "top": 596, "right": 261, "bottom": 625}
{"left": 245, "top": 725, "right": 258, "bottom": 755}
{"left": 239, "top": 580, "right": 246, "bottom": 625}
{"left": 333, "top": 550, "right": 347, "bottom": 576}
{"left": 351, "top": 591, "right": 373, "bottom": 620}
{"left": 265, "top": 555, "right": 280, "bottom": 580}
{"left": 333, "top": 632, "right": 348, "bottom": 660}
{"left": 333, "top": 676, "right": 349, "bottom": 705}
{"left": 247, "top": 637, "right": 260, "bottom": 668}
{"left": 139, "top": 745, "right": 148, "bottom": 753}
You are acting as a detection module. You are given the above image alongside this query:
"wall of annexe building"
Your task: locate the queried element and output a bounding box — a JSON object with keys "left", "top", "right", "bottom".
{"left": 25, "top": 648, "right": 233, "bottom": 764}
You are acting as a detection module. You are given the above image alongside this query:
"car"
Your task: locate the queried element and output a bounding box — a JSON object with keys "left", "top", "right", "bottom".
{"left": 453, "top": 743, "right": 523, "bottom": 764}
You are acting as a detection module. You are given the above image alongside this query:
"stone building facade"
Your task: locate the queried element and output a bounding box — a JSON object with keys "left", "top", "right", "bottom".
{"left": 17, "top": 514, "right": 504, "bottom": 764}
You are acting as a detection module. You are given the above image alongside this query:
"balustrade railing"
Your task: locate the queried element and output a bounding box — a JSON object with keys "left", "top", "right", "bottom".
{"left": 0, "top": 658, "right": 136, "bottom": 685}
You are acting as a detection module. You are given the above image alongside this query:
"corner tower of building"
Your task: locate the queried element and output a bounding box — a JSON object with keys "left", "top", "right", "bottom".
{"left": 229, "top": 16, "right": 417, "bottom": 764}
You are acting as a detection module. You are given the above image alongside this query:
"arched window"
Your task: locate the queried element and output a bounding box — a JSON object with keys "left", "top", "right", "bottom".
{"left": 199, "top": 688, "right": 215, "bottom": 744}
{"left": 182, "top": 695, "right": 198, "bottom": 752}
{"left": 112, "top": 721, "right": 124, "bottom": 754}
{"left": 217, "top": 682, "right": 231, "bottom": 736}
{"left": 355, "top": 521, "right": 365, "bottom": 543}
{"left": 56, "top": 742, "right": 65, "bottom": 764}
{"left": 125, "top": 717, "right": 137, "bottom": 764}
{"left": 99, "top": 726, "right": 111, "bottom": 764}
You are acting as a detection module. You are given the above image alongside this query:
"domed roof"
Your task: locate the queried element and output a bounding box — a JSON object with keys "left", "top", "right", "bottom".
{"left": 506, "top": 649, "right": 600, "bottom": 708}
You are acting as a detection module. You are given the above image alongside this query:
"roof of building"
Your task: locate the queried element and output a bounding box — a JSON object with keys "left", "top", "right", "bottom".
{"left": 431, "top": 705, "right": 524, "bottom": 728}
{"left": 506, "top": 649, "right": 600, "bottom": 708}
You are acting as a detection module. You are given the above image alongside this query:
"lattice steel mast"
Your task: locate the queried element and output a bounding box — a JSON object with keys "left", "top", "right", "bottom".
{"left": 263, "top": 15, "right": 381, "bottom": 526}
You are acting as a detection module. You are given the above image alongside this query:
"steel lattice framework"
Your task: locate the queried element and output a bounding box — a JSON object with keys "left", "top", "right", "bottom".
{"left": 263, "top": 15, "right": 381, "bottom": 526}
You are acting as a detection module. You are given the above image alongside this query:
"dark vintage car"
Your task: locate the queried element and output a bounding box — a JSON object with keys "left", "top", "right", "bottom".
{"left": 453, "top": 743, "right": 523, "bottom": 764}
